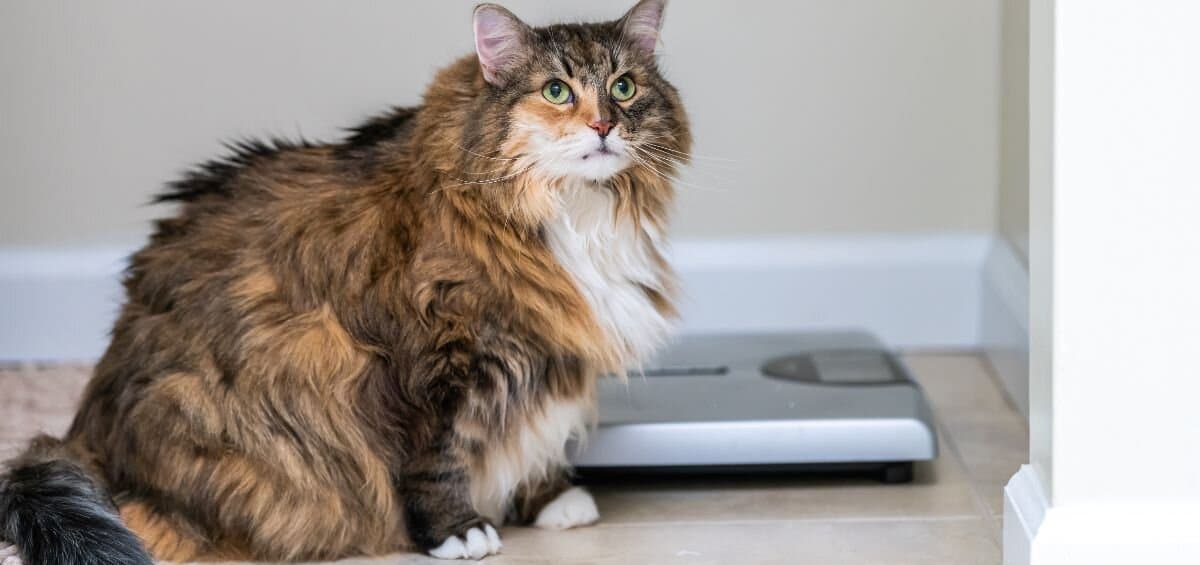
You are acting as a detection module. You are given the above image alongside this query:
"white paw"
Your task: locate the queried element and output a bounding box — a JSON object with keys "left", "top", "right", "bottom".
{"left": 534, "top": 486, "right": 600, "bottom": 530}
{"left": 0, "top": 543, "right": 23, "bottom": 565}
{"left": 427, "top": 524, "right": 502, "bottom": 560}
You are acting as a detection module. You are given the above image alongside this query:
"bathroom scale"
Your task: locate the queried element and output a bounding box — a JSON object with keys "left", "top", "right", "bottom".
{"left": 569, "top": 331, "right": 937, "bottom": 483}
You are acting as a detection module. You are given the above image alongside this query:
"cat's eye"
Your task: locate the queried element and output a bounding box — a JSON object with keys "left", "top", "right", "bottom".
{"left": 610, "top": 75, "right": 637, "bottom": 102}
{"left": 542, "top": 80, "right": 573, "bottom": 104}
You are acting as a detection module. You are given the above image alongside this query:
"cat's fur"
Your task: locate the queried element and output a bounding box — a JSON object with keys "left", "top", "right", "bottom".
{"left": 0, "top": 0, "right": 689, "bottom": 562}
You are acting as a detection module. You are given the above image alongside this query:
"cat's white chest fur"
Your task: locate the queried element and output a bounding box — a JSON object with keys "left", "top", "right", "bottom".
{"left": 469, "top": 184, "right": 672, "bottom": 525}
{"left": 543, "top": 182, "right": 674, "bottom": 367}
{"left": 469, "top": 398, "right": 590, "bottom": 523}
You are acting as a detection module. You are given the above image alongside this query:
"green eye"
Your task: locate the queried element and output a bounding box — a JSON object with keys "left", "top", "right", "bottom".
{"left": 542, "top": 80, "right": 572, "bottom": 104}
{"left": 611, "top": 75, "right": 636, "bottom": 101}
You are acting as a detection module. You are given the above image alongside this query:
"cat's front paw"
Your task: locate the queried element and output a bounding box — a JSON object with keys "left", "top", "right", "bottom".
{"left": 0, "top": 543, "right": 24, "bottom": 565}
{"left": 534, "top": 486, "right": 600, "bottom": 530}
{"left": 427, "top": 522, "right": 503, "bottom": 560}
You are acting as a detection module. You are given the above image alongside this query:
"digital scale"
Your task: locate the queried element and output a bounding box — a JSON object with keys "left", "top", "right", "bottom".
{"left": 570, "top": 331, "right": 937, "bottom": 483}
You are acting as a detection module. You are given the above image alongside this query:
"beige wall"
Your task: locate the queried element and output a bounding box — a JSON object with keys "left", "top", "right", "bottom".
{"left": 0, "top": 0, "right": 1000, "bottom": 246}
{"left": 999, "top": 0, "right": 1030, "bottom": 263}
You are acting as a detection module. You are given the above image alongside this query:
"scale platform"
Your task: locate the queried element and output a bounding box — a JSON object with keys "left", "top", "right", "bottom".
{"left": 569, "top": 331, "right": 938, "bottom": 483}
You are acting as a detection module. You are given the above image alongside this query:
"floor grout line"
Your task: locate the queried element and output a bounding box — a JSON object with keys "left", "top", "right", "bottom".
{"left": 916, "top": 355, "right": 1007, "bottom": 546}
{"left": 974, "top": 353, "right": 1032, "bottom": 433}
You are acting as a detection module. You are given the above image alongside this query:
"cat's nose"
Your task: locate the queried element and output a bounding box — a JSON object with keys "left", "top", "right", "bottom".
{"left": 588, "top": 120, "right": 615, "bottom": 139}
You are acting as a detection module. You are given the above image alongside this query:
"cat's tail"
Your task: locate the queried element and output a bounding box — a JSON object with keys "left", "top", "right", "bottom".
{"left": 0, "top": 435, "right": 153, "bottom": 565}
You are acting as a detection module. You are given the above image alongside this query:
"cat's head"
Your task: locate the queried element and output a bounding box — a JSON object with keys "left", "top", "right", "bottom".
{"left": 465, "top": 0, "right": 689, "bottom": 185}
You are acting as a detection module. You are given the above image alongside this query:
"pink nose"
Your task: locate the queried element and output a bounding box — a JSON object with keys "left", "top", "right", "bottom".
{"left": 588, "top": 120, "right": 615, "bottom": 138}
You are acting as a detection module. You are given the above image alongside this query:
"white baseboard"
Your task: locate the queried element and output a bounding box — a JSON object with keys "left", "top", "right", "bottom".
{"left": 1032, "top": 504, "right": 1200, "bottom": 564}
{"left": 0, "top": 245, "right": 132, "bottom": 362}
{"left": 671, "top": 234, "right": 990, "bottom": 349}
{"left": 1004, "top": 465, "right": 1048, "bottom": 565}
{"left": 1005, "top": 464, "right": 1200, "bottom": 564}
{"left": 0, "top": 233, "right": 992, "bottom": 361}
{"left": 980, "top": 237, "right": 1030, "bottom": 417}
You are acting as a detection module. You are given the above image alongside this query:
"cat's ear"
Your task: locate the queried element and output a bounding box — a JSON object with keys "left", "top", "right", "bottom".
{"left": 473, "top": 4, "right": 533, "bottom": 87}
{"left": 619, "top": 0, "right": 668, "bottom": 55}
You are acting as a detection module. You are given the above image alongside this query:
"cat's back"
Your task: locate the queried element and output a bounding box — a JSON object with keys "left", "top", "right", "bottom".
{"left": 129, "top": 109, "right": 424, "bottom": 305}
{"left": 157, "top": 107, "right": 420, "bottom": 215}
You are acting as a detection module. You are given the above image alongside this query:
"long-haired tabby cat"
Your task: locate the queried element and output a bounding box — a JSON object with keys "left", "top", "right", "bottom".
{"left": 0, "top": 1, "right": 689, "bottom": 563}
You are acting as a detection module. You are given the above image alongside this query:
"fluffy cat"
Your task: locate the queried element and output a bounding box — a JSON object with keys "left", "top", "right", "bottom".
{"left": 0, "top": 0, "right": 689, "bottom": 563}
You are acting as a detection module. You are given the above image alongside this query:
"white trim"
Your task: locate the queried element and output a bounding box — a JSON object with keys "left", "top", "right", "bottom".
{"left": 1006, "top": 465, "right": 1200, "bottom": 564}
{"left": 0, "top": 244, "right": 133, "bottom": 362}
{"left": 980, "top": 237, "right": 1030, "bottom": 417}
{"left": 0, "top": 244, "right": 134, "bottom": 279}
{"left": 0, "top": 234, "right": 992, "bottom": 361}
{"left": 1004, "top": 465, "right": 1048, "bottom": 565}
{"left": 673, "top": 233, "right": 991, "bottom": 350}
{"left": 1031, "top": 503, "right": 1200, "bottom": 564}
{"left": 670, "top": 233, "right": 991, "bottom": 271}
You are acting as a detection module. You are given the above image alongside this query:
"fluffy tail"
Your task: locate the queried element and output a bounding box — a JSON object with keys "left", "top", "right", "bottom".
{"left": 0, "top": 435, "right": 153, "bottom": 565}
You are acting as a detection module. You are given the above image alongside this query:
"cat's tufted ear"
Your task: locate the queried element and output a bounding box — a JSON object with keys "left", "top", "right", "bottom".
{"left": 473, "top": 4, "right": 533, "bottom": 87}
{"left": 619, "top": 0, "right": 668, "bottom": 55}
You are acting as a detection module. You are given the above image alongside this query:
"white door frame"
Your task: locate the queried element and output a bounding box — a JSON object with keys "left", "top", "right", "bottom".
{"left": 1004, "top": 1, "right": 1200, "bottom": 563}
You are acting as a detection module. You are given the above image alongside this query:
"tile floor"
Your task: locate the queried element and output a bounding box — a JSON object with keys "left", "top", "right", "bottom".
{"left": 0, "top": 354, "right": 1027, "bottom": 564}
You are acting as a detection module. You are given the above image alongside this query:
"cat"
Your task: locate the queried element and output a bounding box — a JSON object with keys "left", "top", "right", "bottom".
{"left": 0, "top": 0, "right": 689, "bottom": 563}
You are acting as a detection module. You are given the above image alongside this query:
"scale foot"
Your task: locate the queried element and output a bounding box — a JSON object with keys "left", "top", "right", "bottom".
{"left": 879, "top": 462, "right": 914, "bottom": 484}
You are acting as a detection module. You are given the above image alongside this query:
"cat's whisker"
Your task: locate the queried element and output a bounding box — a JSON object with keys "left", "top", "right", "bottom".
{"left": 643, "top": 142, "right": 741, "bottom": 165}
{"left": 635, "top": 148, "right": 735, "bottom": 193}
{"left": 636, "top": 144, "right": 693, "bottom": 165}
{"left": 628, "top": 153, "right": 692, "bottom": 190}
{"left": 449, "top": 152, "right": 571, "bottom": 191}
{"left": 636, "top": 146, "right": 739, "bottom": 185}
{"left": 452, "top": 142, "right": 520, "bottom": 162}
{"left": 634, "top": 146, "right": 681, "bottom": 168}
{"left": 628, "top": 148, "right": 730, "bottom": 194}
{"left": 441, "top": 162, "right": 539, "bottom": 189}
{"left": 638, "top": 148, "right": 734, "bottom": 176}
{"left": 629, "top": 148, "right": 686, "bottom": 178}
{"left": 461, "top": 163, "right": 517, "bottom": 176}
